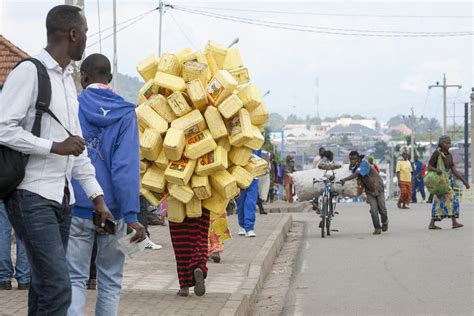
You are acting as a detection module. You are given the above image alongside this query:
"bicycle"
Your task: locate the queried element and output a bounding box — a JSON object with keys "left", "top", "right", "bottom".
{"left": 313, "top": 169, "right": 342, "bottom": 238}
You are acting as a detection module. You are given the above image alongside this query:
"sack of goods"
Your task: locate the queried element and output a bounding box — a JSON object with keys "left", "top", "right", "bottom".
{"left": 136, "top": 41, "right": 269, "bottom": 222}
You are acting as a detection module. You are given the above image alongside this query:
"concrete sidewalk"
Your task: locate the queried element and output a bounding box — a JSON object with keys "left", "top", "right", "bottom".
{"left": 0, "top": 213, "right": 292, "bottom": 316}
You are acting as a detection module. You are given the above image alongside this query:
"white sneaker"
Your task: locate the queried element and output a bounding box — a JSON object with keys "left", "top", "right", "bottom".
{"left": 145, "top": 238, "right": 162, "bottom": 250}
{"left": 245, "top": 230, "right": 256, "bottom": 237}
{"left": 238, "top": 227, "right": 246, "bottom": 236}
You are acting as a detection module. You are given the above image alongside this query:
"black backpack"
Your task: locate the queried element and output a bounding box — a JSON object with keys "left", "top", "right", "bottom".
{"left": 0, "top": 58, "right": 53, "bottom": 200}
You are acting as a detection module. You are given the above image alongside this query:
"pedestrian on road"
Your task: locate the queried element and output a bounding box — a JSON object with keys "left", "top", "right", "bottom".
{"left": 427, "top": 136, "right": 470, "bottom": 230}
{"left": 0, "top": 5, "right": 113, "bottom": 314}
{"left": 411, "top": 154, "right": 427, "bottom": 203}
{"left": 312, "top": 146, "right": 326, "bottom": 169}
{"left": 368, "top": 156, "right": 380, "bottom": 174}
{"left": 396, "top": 152, "right": 413, "bottom": 209}
{"left": 169, "top": 207, "right": 210, "bottom": 297}
{"left": 340, "top": 151, "right": 389, "bottom": 235}
{"left": 284, "top": 155, "right": 296, "bottom": 202}
{"left": 66, "top": 53, "right": 146, "bottom": 316}
{"left": 0, "top": 201, "right": 30, "bottom": 290}
{"left": 208, "top": 212, "right": 232, "bottom": 263}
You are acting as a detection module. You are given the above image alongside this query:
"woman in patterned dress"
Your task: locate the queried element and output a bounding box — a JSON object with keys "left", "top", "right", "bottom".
{"left": 428, "top": 136, "right": 470, "bottom": 229}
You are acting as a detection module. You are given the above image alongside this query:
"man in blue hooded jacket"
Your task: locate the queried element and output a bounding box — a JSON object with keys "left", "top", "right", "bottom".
{"left": 66, "top": 54, "right": 146, "bottom": 316}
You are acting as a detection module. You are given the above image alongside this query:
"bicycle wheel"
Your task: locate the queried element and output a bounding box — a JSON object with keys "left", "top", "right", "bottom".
{"left": 326, "top": 198, "right": 332, "bottom": 236}
{"left": 321, "top": 196, "right": 328, "bottom": 238}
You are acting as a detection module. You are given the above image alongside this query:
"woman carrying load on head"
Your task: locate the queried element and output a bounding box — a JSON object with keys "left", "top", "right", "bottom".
{"left": 427, "top": 135, "right": 470, "bottom": 230}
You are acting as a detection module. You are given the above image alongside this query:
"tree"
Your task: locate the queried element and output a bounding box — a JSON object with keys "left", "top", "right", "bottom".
{"left": 268, "top": 113, "right": 285, "bottom": 131}
{"left": 286, "top": 114, "right": 301, "bottom": 124}
{"left": 374, "top": 141, "right": 389, "bottom": 160}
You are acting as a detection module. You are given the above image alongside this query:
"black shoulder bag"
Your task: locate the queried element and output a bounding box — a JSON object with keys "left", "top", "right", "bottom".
{"left": 0, "top": 58, "right": 71, "bottom": 200}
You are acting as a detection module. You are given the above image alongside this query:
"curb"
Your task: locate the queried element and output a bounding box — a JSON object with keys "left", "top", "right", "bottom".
{"left": 218, "top": 214, "right": 293, "bottom": 316}
{"left": 266, "top": 201, "right": 310, "bottom": 214}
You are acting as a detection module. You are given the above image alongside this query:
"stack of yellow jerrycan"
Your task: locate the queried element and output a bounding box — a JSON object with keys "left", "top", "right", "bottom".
{"left": 135, "top": 40, "right": 269, "bottom": 222}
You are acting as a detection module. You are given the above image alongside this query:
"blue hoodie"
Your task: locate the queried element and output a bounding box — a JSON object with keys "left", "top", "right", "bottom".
{"left": 72, "top": 86, "right": 140, "bottom": 224}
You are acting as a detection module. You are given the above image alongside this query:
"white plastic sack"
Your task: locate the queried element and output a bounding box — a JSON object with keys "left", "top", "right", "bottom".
{"left": 291, "top": 165, "right": 359, "bottom": 201}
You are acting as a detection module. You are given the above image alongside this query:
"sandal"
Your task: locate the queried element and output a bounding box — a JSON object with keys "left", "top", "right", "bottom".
{"left": 176, "top": 287, "right": 189, "bottom": 297}
{"left": 193, "top": 268, "right": 206, "bottom": 296}
{"left": 428, "top": 225, "right": 442, "bottom": 230}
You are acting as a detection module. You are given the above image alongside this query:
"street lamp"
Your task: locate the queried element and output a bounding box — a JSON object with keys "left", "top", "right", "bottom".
{"left": 228, "top": 37, "right": 239, "bottom": 48}
{"left": 263, "top": 90, "right": 271, "bottom": 98}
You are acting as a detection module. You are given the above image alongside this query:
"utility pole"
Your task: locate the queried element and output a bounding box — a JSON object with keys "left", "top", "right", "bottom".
{"left": 428, "top": 74, "right": 462, "bottom": 135}
{"left": 65, "top": 0, "right": 85, "bottom": 92}
{"left": 464, "top": 102, "right": 469, "bottom": 182}
{"left": 112, "top": 0, "right": 118, "bottom": 90}
{"left": 158, "top": 0, "right": 164, "bottom": 56}
{"left": 409, "top": 107, "right": 416, "bottom": 160}
{"left": 471, "top": 88, "right": 474, "bottom": 184}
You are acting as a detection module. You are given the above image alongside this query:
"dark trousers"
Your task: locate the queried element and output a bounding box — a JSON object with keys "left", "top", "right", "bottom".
{"left": 366, "top": 191, "right": 388, "bottom": 229}
{"left": 5, "top": 189, "right": 72, "bottom": 316}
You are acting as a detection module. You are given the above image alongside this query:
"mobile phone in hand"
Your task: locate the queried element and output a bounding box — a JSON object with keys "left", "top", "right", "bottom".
{"left": 92, "top": 212, "right": 117, "bottom": 235}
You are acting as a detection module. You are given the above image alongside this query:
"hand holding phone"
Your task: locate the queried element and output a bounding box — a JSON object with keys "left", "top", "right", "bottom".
{"left": 93, "top": 211, "right": 117, "bottom": 234}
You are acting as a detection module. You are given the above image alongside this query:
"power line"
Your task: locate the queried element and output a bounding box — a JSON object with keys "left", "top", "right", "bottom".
{"left": 88, "top": 7, "right": 159, "bottom": 37}
{"left": 177, "top": 5, "right": 474, "bottom": 19}
{"left": 169, "top": 11, "right": 198, "bottom": 50}
{"left": 87, "top": 9, "right": 157, "bottom": 48}
{"left": 172, "top": 6, "right": 474, "bottom": 37}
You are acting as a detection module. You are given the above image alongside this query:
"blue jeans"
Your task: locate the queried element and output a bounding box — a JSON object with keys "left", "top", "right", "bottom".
{"left": 0, "top": 202, "right": 30, "bottom": 284}
{"left": 5, "top": 189, "right": 72, "bottom": 316}
{"left": 237, "top": 179, "right": 258, "bottom": 232}
{"left": 67, "top": 216, "right": 126, "bottom": 316}
{"left": 412, "top": 177, "right": 426, "bottom": 202}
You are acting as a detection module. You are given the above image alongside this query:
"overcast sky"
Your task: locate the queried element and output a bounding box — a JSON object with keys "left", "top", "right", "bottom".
{"left": 1, "top": 0, "right": 472, "bottom": 123}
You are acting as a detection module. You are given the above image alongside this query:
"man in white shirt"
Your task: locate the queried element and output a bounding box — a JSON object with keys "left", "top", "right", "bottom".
{"left": 0, "top": 5, "right": 113, "bottom": 315}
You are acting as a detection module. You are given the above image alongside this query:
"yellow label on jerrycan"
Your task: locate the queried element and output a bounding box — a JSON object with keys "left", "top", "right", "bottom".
{"left": 140, "top": 128, "right": 163, "bottom": 161}
{"left": 186, "top": 196, "right": 202, "bottom": 218}
{"left": 191, "top": 175, "right": 212, "bottom": 200}
{"left": 207, "top": 70, "right": 238, "bottom": 106}
{"left": 163, "top": 127, "right": 185, "bottom": 161}
{"left": 138, "top": 80, "right": 157, "bottom": 101}
{"left": 137, "top": 54, "right": 159, "bottom": 82}
{"left": 167, "top": 196, "right": 186, "bottom": 223}
{"left": 227, "top": 108, "right": 253, "bottom": 147}
{"left": 146, "top": 94, "right": 177, "bottom": 123}
{"left": 184, "top": 129, "right": 217, "bottom": 160}
{"left": 204, "top": 106, "right": 228, "bottom": 140}
{"left": 154, "top": 72, "right": 186, "bottom": 95}
{"left": 164, "top": 157, "right": 196, "bottom": 186}
{"left": 195, "top": 146, "right": 228, "bottom": 176}
{"left": 186, "top": 79, "right": 208, "bottom": 112}
{"left": 170, "top": 109, "right": 207, "bottom": 137}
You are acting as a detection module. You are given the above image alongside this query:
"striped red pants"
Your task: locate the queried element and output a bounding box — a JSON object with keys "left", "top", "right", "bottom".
{"left": 169, "top": 208, "right": 210, "bottom": 288}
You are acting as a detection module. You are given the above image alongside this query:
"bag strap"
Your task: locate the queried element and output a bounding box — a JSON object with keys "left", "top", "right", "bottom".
{"left": 14, "top": 58, "right": 73, "bottom": 137}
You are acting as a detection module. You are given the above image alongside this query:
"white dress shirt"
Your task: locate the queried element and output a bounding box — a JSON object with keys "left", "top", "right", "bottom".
{"left": 0, "top": 49, "right": 102, "bottom": 204}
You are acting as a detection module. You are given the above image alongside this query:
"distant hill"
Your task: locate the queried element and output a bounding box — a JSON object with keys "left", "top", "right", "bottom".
{"left": 116, "top": 73, "right": 143, "bottom": 105}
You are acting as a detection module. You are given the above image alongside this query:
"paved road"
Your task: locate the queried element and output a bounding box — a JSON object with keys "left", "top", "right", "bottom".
{"left": 284, "top": 200, "right": 473, "bottom": 316}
